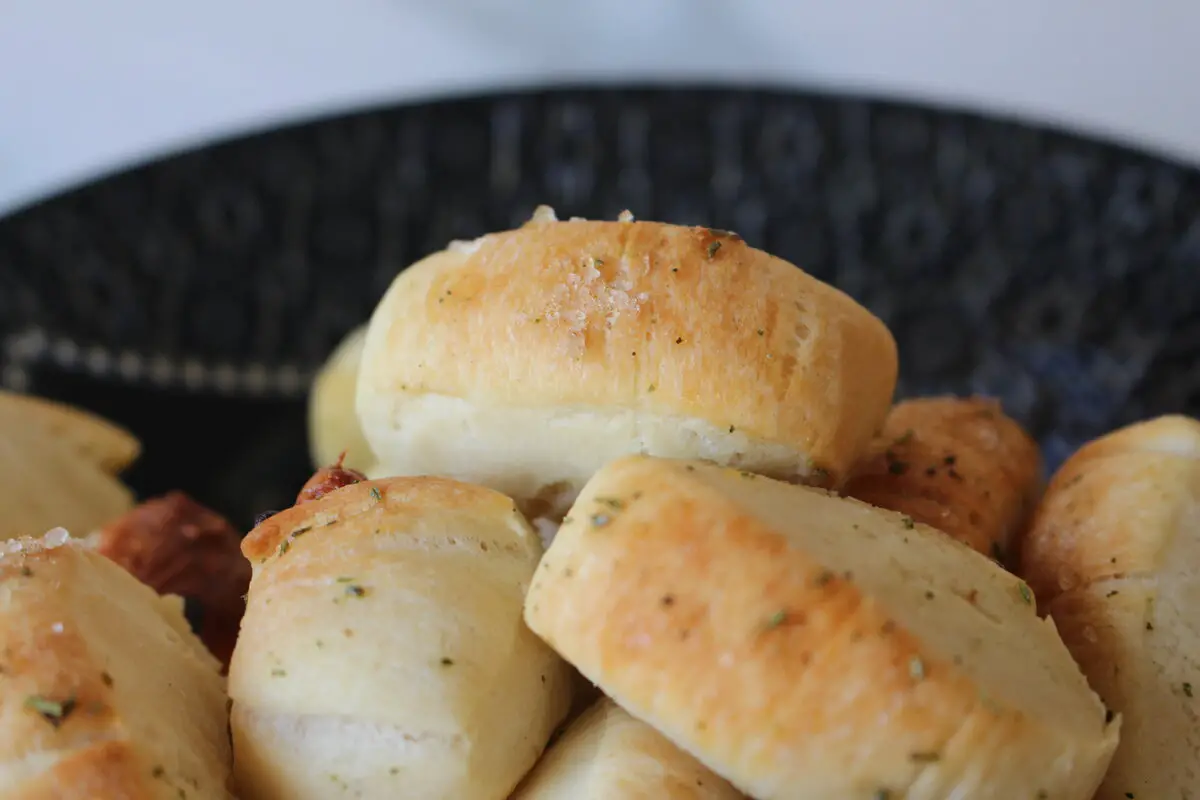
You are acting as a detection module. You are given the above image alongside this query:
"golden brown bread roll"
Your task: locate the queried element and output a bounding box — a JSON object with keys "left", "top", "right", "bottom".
{"left": 512, "top": 698, "right": 742, "bottom": 800}
{"left": 0, "top": 529, "right": 232, "bottom": 799}
{"left": 1018, "top": 414, "right": 1200, "bottom": 799}
{"left": 307, "top": 325, "right": 375, "bottom": 474}
{"left": 525, "top": 456, "right": 1118, "bottom": 800}
{"left": 844, "top": 396, "right": 1042, "bottom": 561}
{"left": 0, "top": 397, "right": 134, "bottom": 541}
{"left": 357, "top": 208, "right": 897, "bottom": 522}
{"left": 0, "top": 390, "right": 141, "bottom": 475}
{"left": 228, "top": 476, "right": 573, "bottom": 800}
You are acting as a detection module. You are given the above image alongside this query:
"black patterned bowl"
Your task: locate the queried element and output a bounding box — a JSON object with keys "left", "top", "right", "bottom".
{"left": 1, "top": 87, "right": 1198, "bottom": 528}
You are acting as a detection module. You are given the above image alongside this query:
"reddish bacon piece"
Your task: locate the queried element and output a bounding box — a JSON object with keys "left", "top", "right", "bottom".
{"left": 296, "top": 451, "right": 366, "bottom": 504}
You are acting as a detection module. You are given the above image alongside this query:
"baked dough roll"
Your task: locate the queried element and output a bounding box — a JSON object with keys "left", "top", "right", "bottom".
{"left": 229, "top": 476, "right": 573, "bottom": 800}
{"left": 0, "top": 397, "right": 134, "bottom": 541}
{"left": 0, "top": 528, "right": 232, "bottom": 799}
{"left": 512, "top": 698, "right": 742, "bottom": 799}
{"left": 357, "top": 207, "right": 897, "bottom": 523}
{"left": 844, "top": 396, "right": 1042, "bottom": 562}
{"left": 525, "top": 456, "right": 1118, "bottom": 800}
{"left": 1018, "top": 414, "right": 1200, "bottom": 800}
{"left": 308, "top": 325, "right": 375, "bottom": 473}
{"left": 0, "top": 390, "right": 141, "bottom": 475}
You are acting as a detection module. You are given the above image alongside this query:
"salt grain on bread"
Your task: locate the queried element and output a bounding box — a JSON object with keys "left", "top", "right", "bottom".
{"left": 229, "top": 476, "right": 573, "bottom": 800}
{"left": 525, "top": 456, "right": 1118, "bottom": 800}
{"left": 1018, "top": 414, "right": 1200, "bottom": 799}
{"left": 844, "top": 396, "right": 1042, "bottom": 561}
{"left": 356, "top": 208, "right": 898, "bottom": 522}
{"left": 512, "top": 698, "right": 743, "bottom": 800}
{"left": 0, "top": 529, "right": 232, "bottom": 799}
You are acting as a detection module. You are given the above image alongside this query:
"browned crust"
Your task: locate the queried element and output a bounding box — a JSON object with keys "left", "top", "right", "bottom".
{"left": 242, "top": 475, "right": 525, "bottom": 562}
{"left": 526, "top": 457, "right": 1116, "bottom": 798}
{"left": 1018, "top": 415, "right": 1200, "bottom": 602}
{"left": 359, "top": 215, "right": 898, "bottom": 485}
{"left": 845, "top": 396, "right": 1042, "bottom": 561}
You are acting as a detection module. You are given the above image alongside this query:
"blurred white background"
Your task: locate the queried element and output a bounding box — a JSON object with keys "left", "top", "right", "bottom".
{"left": 2, "top": 0, "right": 1197, "bottom": 216}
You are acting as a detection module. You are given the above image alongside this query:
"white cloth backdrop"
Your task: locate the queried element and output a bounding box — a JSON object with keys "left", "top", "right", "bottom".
{"left": 1, "top": 0, "right": 1197, "bottom": 216}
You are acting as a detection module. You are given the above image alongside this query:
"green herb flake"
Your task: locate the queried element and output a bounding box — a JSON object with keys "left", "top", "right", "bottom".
{"left": 765, "top": 609, "right": 788, "bottom": 629}
{"left": 440, "top": 657, "right": 455, "bottom": 667}
{"left": 271, "top": 668, "right": 286, "bottom": 677}
{"left": 901, "top": 516, "right": 915, "bottom": 530}
{"left": 647, "top": 383, "right": 656, "bottom": 392}
{"left": 595, "top": 497, "right": 624, "bottom": 510}
{"left": 706, "top": 240, "right": 722, "bottom": 259}
{"left": 590, "top": 513, "right": 611, "bottom": 528}
{"left": 909, "top": 657, "right": 926, "bottom": 680}
{"left": 814, "top": 570, "right": 835, "bottom": 587}
{"left": 910, "top": 752, "right": 940, "bottom": 763}
{"left": 277, "top": 539, "right": 290, "bottom": 556}
{"left": 152, "top": 765, "right": 166, "bottom": 779}
{"left": 100, "top": 671, "right": 114, "bottom": 687}
{"left": 369, "top": 486, "right": 382, "bottom": 501}
{"left": 757, "top": 329, "right": 765, "bottom": 336}
{"left": 874, "top": 790, "right": 892, "bottom": 800}
{"left": 1184, "top": 682, "right": 1194, "bottom": 698}
{"left": 344, "top": 585, "right": 367, "bottom": 598}
{"left": 25, "top": 695, "right": 75, "bottom": 727}
{"left": 894, "top": 428, "right": 915, "bottom": 445}
{"left": 20, "top": 566, "right": 32, "bottom": 577}
{"left": 1018, "top": 582, "right": 1034, "bottom": 605}
{"left": 336, "top": 576, "right": 355, "bottom": 583}
{"left": 888, "top": 460, "right": 908, "bottom": 475}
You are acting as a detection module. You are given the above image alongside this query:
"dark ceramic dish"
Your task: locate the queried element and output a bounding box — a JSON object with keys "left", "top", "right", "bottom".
{"left": 1, "top": 87, "right": 1198, "bottom": 530}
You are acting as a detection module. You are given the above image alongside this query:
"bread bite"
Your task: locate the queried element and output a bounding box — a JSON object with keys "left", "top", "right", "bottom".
{"left": 357, "top": 208, "right": 897, "bottom": 524}
{"left": 228, "top": 476, "right": 573, "bottom": 800}
{"left": 0, "top": 528, "right": 232, "bottom": 799}
{"left": 0, "top": 396, "right": 134, "bottom": 541}
{"left": 512, "top": 698, "right": 742, "bottom": 800}
{"left": 308, "top": 325, "right": 374, "bottom": 474}
{"left": 525, "top": 456, "right": 1118, "bottom": 800}
{"left": 0, "top": 390, "right": 140, "bottom": 475}
{"left": 1018, "top": 415, "right": 1200, "bottom": 799}
{"left": 844, "top": 396, "right": 1042, "bottom": 561}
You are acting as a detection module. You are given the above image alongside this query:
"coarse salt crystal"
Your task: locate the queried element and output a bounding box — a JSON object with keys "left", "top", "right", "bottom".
{"left": 43, "top": 528, "right": 71, "bottom": 548}
{"left": 530, "top": 205, "right": 558, "bottom": 223}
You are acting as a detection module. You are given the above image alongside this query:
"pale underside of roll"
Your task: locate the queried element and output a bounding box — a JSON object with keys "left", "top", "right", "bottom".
{"left": 525, "top": 456, "right": 1118, "bottom": 800}
{"left": 512, "top": 698, "right": 743, "bottom": 800}
{"left": 228, "top": 476, "right": 573, "bottom": 800}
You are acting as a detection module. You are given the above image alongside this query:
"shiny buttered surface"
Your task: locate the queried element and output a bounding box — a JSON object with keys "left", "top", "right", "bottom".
{"left": 525, "top": 457, "right": 1118, "bottom": 800}
{"left": 9, "top": 209, "right": 1200, "bottom": 799}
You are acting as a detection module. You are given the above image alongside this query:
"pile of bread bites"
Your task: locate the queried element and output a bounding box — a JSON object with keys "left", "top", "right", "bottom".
{"left": 3, "top": 209, "right": 1197, "bottom": 800}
